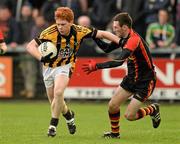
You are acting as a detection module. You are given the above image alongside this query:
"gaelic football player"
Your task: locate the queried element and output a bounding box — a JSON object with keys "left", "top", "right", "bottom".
{"left": 26, "top": 7, "right": 120, "bottom": 137}
{"left": 82, "top": 12, "right": 161, "bottom": 139}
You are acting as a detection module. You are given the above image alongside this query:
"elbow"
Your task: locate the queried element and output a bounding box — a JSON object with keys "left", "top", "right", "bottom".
{"left": 26, "top": 40, "right": 37, "bottom": 53}
{"left": 26, "top": 43, "right": 32, "bottom": 54}
{"left": 103, "top": 49, "right": 112, "bottom": 53}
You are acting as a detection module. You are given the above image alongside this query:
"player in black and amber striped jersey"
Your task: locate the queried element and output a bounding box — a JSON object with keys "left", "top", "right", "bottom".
{"left": 26, "top": 7, "right": 120, "bottom": 137}
{"left": 34, "top": 23, "right": 96, "bottom": 68}
{"left": 82, "top": 13, "right": 161, "bottom": 139}
{"left": 0, "top": 30, "right": 7, "bottom": 55}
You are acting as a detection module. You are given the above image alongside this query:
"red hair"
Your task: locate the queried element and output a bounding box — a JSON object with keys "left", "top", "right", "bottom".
{"left": 55, "top": 7, "right": 74, "bottom": 22}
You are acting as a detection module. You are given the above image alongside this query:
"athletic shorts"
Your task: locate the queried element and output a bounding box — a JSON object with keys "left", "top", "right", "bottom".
{"left": 42, "top": 63, "right": 72, "bottom": 88}
{"left": 120, "top": 76, "right": 156, "bottom": 102}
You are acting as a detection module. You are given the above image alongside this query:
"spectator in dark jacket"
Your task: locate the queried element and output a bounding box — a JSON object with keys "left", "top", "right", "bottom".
{"left": 89, "top": 0, "right": 118, "bottom": 30}
{"left": 0, "top": 5, "right": 20, "bottom": 48}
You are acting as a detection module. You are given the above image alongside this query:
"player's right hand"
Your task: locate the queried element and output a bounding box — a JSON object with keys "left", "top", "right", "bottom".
{"left": 40, "top": 52, "right": 53, "bottom": 63}
{"left": 82, "top": 59, "right": 97, "bottom": 75}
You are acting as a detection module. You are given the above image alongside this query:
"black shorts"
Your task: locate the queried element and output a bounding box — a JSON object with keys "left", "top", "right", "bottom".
{"left": 120, "top": 76, "right": 156, "bottom": 102}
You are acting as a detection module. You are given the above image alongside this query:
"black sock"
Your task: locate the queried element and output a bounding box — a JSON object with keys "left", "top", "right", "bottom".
{"left": 63, "top": 110, "right": 72, "bottom": 120}
{"left": 50, "top": 118, "right": 59, "bottom": 127}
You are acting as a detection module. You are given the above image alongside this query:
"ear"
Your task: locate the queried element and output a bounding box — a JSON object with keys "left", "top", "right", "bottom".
{"left": 70, "top": 20, "right": 74, "bottom": 24}
{"left": 122, "top": 25, "right": 128, "bottom": 30}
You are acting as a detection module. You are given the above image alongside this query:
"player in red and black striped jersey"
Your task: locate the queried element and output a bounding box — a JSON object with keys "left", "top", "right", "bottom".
{"left": 26, "top": 7, "right": 120, "bottom": 137}
{"left": 82, "top": 13, "right": 161, "bottom": 139}
{"left": 0, "top": 30, "right": 7, "bottom": 55}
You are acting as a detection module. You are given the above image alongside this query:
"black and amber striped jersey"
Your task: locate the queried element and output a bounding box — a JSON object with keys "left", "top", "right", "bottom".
{"left": 35, "top": 24, "right": 95, "bottom": 68}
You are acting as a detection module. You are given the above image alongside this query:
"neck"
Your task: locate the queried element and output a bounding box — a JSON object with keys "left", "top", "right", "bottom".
{"left": 123, "top": 28, "right": 131, "bottom": 38}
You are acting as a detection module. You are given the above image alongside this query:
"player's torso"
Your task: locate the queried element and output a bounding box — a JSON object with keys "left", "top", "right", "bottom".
{"left": 125, "top": 32, "right": 155, "bottom": 81}
{"left": 40, "top": 24, "right": 92, "bottom": 68}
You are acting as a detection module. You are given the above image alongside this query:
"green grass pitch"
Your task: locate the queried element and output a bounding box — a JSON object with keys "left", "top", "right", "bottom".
{"left": 0, "top": 100, "right": 180, "bottom": 144}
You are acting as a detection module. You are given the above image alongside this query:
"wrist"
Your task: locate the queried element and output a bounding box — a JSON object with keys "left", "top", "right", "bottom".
{"left": 40, "top": 56, "right": 44, "bottom": 62}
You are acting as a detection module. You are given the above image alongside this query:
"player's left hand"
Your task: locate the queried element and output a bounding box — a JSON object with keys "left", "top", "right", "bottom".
{"left": 40, "top": 52, "right": 53, "bottom": 63}
{"left": 82, "top": 59, "right": 97, "bottom": 74}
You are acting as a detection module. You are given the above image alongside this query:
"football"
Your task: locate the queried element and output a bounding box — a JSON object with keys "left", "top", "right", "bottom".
{"left": 38, "top": 41, "right": 57, "bottom": 58}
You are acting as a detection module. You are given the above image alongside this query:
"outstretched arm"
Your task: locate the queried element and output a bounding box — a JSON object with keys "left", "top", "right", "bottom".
{"left": 93, "top": 38, "right": 119, "bottom": 53}
{"left": 82, "top": 48, "right": 132, "bottom": 74}
{"left": 97, "top": 48, "right": 131, "bottom": 69}
{"left": 96, "top": 30, "right": 120, "bottom": 44}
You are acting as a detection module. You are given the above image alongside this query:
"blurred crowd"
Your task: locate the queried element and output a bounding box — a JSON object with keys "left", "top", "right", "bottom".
{"left": 1, "top": 0, "right": 180, "bottom": 50}
{"left": 0, "top": 0, "right": 180, "bottom": 98}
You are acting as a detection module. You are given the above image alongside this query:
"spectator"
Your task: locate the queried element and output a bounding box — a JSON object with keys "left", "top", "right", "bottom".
{"left": 89, "top": 0, "right": 118, "bottom": 30}
{"left": 0, "top": 5, "right": 19, "bottom": 48}
{"left": 28, "top": 0, "right": 45, "bottom": 9}
{"left": 18, "top": 3, "right": 37, "bottom": 98}
{"left": 173, "top": 0, "right": 180, "bottom": 47}
{"left": 32, "top": 8, "right": 40, "bottom": 19}
{"left": 60, "top": 0, "right": 88, "bottom": 21}
{"left": 31, "top": 15, "right": 48, "bottom": 39}
{"left": 118, "top": 0, "right": 146, "bottom": 38}
{"left": 144, "top": 0, "right": 171, "bottom": 28}
{"left": 41, "top": 0, "right": 61, "bottom": 25}
{"left": 146, "top": 9, "right": 175, "bottom": 49}
{"left": 76, "top": 15, "right": 104, "bottom": 57}
{"left": 18, "top": 3, "right": 34, "bottom": 44}
{"left": 0, "top": 0, "right": 17, "bottom": 16}
{"left": 172, "top": 19, "right": 180, "bottom": 47}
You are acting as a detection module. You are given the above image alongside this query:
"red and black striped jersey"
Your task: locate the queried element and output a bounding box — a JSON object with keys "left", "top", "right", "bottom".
{"left": 35, "top": 24, "right": 95, "bottom": 68}
{"left": 124, "top": 29, "right": 155, "bottom": 81}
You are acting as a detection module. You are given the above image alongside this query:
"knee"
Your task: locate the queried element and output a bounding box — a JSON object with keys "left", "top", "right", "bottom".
{"left": 124, "top": 112, "right": 136, "bottom": 121}
{"left": 54, "top": 89, "right": 64, "bottom": 98}
{"left": 108, "top": 100, "right": 120, "bottom": 113}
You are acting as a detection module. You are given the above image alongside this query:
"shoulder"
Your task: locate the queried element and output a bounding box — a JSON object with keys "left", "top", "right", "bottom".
{"left": 40, "top": 24, "right": 58, "bottom": 38}
{"left": 129, "top": 30, "right": 141, "bottom": 42}
{"left": 72, "top": 24, "right": 92, "bottom": 33}
{"left": 124, "top": 30, "right": 141, "bottom": 50}
{"left": 148, "top": 23, "right": 160, "bottom": 29}
{"left": 167, "top": 24, "right": 175, "bottom": 31}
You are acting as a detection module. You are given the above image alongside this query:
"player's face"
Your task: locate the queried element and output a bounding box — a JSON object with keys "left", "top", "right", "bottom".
{"left": 113, "top": 21, "right": 125, "bottom": 37}
{"left": 56, "top": 19, "right": 72, "bottom": 36}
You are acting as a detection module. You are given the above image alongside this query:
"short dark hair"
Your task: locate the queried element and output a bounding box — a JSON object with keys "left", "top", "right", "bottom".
{"left": 113, "top": 12, "right": 132, "bottom": 28}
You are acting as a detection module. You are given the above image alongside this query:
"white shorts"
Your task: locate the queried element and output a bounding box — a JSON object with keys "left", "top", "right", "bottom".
{"left": 42, "top": 64, "right": 72, "bottom": 88}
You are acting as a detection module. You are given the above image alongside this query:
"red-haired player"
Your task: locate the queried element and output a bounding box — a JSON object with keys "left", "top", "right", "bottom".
{"left": 26, "top": 7, "right": 120, "bottom": 137}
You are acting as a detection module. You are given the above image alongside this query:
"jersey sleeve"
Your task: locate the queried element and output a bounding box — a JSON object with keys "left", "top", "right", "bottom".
{"left": 74, "top": 25, "right": 96, "bottom": 39}
{"left": 34, "top": 31, "right": 51, "bottom": 45}
{"left": 124, "top": 36, "right": 140, "bottom": 51}
{"left": 34, "top": 25, "right": 56, "bottom": 45}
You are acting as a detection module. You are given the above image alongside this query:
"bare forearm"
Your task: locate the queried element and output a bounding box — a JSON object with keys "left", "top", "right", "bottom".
{"left": 26, "top": 39, "right": 42, "bottom": 61}
{"left": 96, "top": 30, "right": 120, "bottom": 44}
